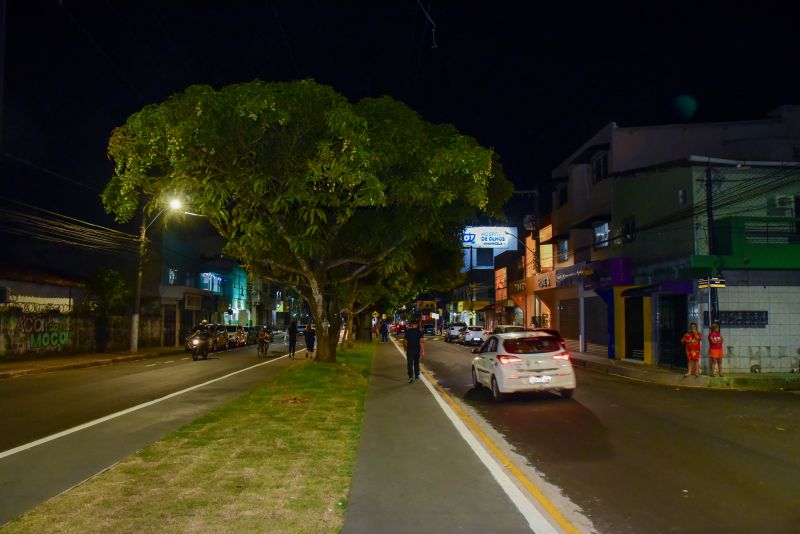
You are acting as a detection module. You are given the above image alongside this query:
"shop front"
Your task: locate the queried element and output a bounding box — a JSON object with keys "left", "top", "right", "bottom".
{"left": 553, "top": 258, "right": 631, "bottom": 357}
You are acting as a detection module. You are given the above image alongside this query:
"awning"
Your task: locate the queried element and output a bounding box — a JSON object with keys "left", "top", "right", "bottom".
{"left": 621, "top": 280, "right": 694, "bottom": 298}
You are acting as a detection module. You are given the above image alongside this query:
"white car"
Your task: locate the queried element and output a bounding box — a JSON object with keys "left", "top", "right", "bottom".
{"left": 444, "top": 322, "right": 467, "bottom": 343}
{"left": 471, "top": 332, "right": 576, "bottom": 401}
{"left": 460, "top": 325, "right": 488, "bottom": 345}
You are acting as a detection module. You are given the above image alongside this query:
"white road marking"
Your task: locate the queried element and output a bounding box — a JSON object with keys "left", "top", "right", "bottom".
{"left": 389, "top": 337, "right": 557, "bottom": 534}
{"left": 181, "top": 357, "right": 189, "bottom": 361}
{"left": 164, "top": 361, "right": 175, "bottom": 364}
{"left": 145, "top": 364, "right": 157, "bottom": 367}
{"left": 0, "top": 354, "right": 290, "bottom": 460}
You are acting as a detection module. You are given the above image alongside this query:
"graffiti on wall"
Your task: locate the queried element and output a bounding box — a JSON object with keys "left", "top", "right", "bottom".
{"left": 0, "top": 313, "right": 71, "bottom": 356}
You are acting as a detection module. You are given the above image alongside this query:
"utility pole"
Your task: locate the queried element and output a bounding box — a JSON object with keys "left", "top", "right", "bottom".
{"left": 705, "top": 166, "right": 719, "bottom": 326}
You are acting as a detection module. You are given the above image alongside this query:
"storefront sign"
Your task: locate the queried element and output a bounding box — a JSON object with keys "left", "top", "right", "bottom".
{"left": 556, "top": 263, "right": 587, "bottom": 287}
{"left": 534, "top": 271, "right": 556, "bottom": 290}
{"left": 462, "top": 226, "right": 514, "bottom": 249}
{"left": 583, "top": 258, "right": 633, "bottom": 290}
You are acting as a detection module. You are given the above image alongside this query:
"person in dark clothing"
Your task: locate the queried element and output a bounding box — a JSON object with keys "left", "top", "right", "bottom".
{"left": 304, "top": 324, "right": 316, "bottom": 359}
{"left": 402, "top": 320, "right": 425, "bottom": 383}
{"left": 288, "top": 320, "right": 298, "bottom": 359}
{"left": 379, "top": 320, "right": 389, "bottom": 342}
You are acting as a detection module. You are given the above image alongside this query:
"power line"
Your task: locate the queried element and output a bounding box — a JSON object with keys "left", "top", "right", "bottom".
{"left": 2, "top": 151, "right": 101, "bottom": 192}
{"left": 55, "top": 1, "right": 147, "bottom": 103}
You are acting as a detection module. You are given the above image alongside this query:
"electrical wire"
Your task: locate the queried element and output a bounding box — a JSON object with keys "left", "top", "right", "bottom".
{"left": 0, "top": 197, "right": 140, "bottom": 255}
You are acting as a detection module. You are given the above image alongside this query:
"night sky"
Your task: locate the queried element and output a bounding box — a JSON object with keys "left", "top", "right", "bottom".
{"left": 3, "top": 0, "right": 800, "bottom": 276}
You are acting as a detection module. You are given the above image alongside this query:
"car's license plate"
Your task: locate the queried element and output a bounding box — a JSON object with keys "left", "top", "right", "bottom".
{"left": 529, "top": 376, "right": 551, "bottom": 384}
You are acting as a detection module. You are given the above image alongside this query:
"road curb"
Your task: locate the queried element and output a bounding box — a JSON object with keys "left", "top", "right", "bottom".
{"left": 0, "top": 349, "right": 186, "bottom": 380}
{"left": 571, "top": 355, "right": 800, "bottom": 391}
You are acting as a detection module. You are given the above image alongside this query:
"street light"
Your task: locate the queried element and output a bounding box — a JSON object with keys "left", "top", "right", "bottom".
{"left": 130, "top": 198, "right": 182, "bottom": 354}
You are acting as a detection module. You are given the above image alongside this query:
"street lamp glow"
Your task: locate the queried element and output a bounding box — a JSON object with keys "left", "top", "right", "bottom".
{"left": 169, "top": 198, "right": 182, "bottom": 210}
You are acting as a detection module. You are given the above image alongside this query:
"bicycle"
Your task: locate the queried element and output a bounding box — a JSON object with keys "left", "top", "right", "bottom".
{"left": 257, "top": 337, "right": 270, "bottom": 358}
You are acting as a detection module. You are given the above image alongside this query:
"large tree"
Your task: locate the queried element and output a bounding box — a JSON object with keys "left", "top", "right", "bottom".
{"left": 103, "top": 79, "right": 511, "bottom": 362}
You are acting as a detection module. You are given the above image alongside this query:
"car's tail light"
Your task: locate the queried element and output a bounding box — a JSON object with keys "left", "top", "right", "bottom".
{"left": 560, "top": 342, "right": 567, "bottom": 350}
{"left": 497, "top": 354, "right": 522, "bottom": 364}
{"left": 553, "top": 352, "right": 570, "bottom": 361}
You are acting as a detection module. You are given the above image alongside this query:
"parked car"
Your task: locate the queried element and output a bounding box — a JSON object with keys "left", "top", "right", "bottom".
{"left": 422, "top": 323, "right": 436, "bottom": 335}
{"left": 471, "top": 331, "right": 575, "bottom": 401}
{"left": 492, "top": 324, "right": 529, "bottom": 334}
{"left": 225, "top": 325, "right": 247, "bottom": 348}
{"left": 444, "top": 322, "right": 467, "bottom": 342}
{"left": 460, "top": 325, "right": 488, "bottom": 345}
{"left": 245, "top": 326, "right": 259, "bottom": 345}
{"left": 209, "top": 324, "right": 229, "bottom": 351}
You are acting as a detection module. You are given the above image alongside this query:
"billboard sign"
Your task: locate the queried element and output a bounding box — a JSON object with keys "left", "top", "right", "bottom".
{"left": 462, "top": 226, "right": 512, "bottom": 249}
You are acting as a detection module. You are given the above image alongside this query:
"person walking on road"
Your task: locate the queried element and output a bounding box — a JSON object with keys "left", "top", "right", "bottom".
{"left": 304, "top": 324, "right": 316, "bottom": 359}
{"left": 708, "top": 322, "right": 725, "bottom": 377}
{"left": 402, "top": 319, "right": 424, "bottom": 383}
{"left": 288, "top": 320, "right": 298, "bottom": 359}
{"left": 681, "top": 322, "right": 702, "bottom": 377}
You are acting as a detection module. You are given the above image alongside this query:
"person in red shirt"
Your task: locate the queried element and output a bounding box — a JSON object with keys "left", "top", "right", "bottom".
{"left": 708, "top": 322, "right": 724, "bottom": 377}
{"left": 681, "top": 322, "right": 702, "bottom": 377}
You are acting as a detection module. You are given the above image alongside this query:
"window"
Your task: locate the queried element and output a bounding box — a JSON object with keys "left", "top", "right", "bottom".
{"left": 593, "top": 222, "right": 610, "bottom": 248}
{"left": 168, "top": 268, "right": 178, "bottom": 285}
{"left": 557, "top": 239, "right": 569, "bottom": 263}
{"left": 557, "top": 186, "right": 568, "bottom": 207}
{"left": 678, "top": 188, "right": 687, "bottom": 205}
{"left": 200, "top": 273, "right": 223, "bottom": 293}
{"left": 622, "top": 217, "right": 636, "bottom": 243}
{"left": 591, "top": 152, "right": 608, "bottom": 182}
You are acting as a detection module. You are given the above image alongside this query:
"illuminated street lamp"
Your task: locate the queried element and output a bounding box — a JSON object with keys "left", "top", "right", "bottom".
{"left": 130, "top": 198, "right": 181, "bottom": 354}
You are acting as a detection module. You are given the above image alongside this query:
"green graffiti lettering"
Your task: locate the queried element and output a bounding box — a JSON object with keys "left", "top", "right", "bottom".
{"left": 30, "top": 333, "right": 42, "bottom": 349}
{"left": 59, "top": 331, "right": 69, "bottom": 344}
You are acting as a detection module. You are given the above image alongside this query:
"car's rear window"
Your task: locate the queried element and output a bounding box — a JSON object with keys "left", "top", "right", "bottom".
{"left": 503, "top": 336, "right": 562, "bottom": 354}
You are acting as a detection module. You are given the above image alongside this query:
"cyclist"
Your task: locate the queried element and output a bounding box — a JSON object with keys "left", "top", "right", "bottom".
{"left": 257, "top": 327, "right": 270, "bottom": 358}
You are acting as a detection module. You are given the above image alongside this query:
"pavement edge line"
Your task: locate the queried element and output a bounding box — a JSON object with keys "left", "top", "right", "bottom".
{"left": 389, "top": 336, "right": 577, "bottom": 534}
{"left": 0, "top": 353, "right": 292, "bottom": 460}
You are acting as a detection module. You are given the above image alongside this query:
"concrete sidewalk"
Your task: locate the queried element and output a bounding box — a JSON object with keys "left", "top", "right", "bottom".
{"left": 569, "top": 351, "right": 800, "bottom": 391}
{"left": 344, "top": 340, "right": 541, "bottom": 534}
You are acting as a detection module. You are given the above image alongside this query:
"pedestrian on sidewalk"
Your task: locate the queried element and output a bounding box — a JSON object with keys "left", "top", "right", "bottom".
{"left": 708, "top": 322, "right": 725, "bottom": 377}
{"left": 288, "top": 320, "right": 298, "bottom": 359}
{"left": 402, "top": 319, "right": 424, "bottom": 383}
{"left": 681, "top": 322, "right": 702, "bottom": 377}
{"left": 379, "top": 320, "right": 389, "bottom": 342}
{"left": 304, "top": 324, "right": 316, "bottom": 359}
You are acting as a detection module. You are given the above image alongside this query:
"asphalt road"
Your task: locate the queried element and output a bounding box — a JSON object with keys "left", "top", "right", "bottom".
{"left": 0, "top": 342, "right": 299, "bottom": 526}
{"left": 422, "top": 336, "right": 800, "bottom": 533}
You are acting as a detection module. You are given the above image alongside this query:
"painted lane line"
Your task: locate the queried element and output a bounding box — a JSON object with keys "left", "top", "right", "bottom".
{"left": 389, "top": 337, "right": 576, "bottom": 534}
{"left": 0, "top": 354, "right": 291, "bottom": 460}
{"left": 164, "top": 360, "right": 175, "bottom": 364}
{"left": 145, "top": 364, "right": 157, "bottom": 367}
{"left": 181, "top": 357, "right": 189, "bottom": 361}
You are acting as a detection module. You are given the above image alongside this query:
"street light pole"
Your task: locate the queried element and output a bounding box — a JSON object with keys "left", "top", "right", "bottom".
{"left": 130, "top": 217, "right": 148, "bottom": 353}
{"left": 130, "top": 199, "right": 182, "bottom": 354}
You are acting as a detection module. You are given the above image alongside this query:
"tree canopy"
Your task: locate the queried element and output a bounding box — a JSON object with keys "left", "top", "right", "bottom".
{"left": 103, "top": 79, "right": 512, "bottom": 361}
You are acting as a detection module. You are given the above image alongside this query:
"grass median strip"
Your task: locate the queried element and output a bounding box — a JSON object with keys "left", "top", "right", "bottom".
{"left": 5, "top": 343, "right": 373, "bottom": 534}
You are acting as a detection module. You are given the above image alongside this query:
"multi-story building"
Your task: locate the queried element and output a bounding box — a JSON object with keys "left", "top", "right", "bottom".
{"left": 536, "top": 105, "right": 800, "bottom": 372}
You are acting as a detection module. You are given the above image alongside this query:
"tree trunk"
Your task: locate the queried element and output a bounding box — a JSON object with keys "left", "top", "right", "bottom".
{"left": 304, "top": 288, "right": 343, "bottom": 363}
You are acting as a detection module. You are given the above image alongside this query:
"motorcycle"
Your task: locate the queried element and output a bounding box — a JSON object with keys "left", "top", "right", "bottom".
{"left": 189, "top": 331, "right": 210, "bottom": 360}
